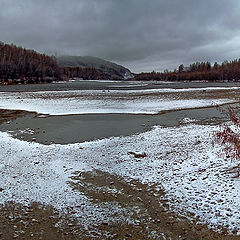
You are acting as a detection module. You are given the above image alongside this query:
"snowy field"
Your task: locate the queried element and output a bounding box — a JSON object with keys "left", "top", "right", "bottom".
{"left": 0, "top": 89, "right": 236, "bottom": 115}
{"left": 0, "top": 85, "right": 240, "bottom": 235}
{"left": 0, "top": 123, "right": 239, "bottom": 233}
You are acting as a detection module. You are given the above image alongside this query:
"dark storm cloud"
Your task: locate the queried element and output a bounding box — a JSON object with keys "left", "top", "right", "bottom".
{"left": 0, "top": 0, "right": 240, "bottom": 72}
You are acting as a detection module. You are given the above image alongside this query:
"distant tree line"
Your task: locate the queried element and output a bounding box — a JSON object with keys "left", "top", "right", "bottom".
{"left": 0, "top": 42, "right": 61, "bottom": 84}
{"left": 134, "top": 59, "right": 240, "bottom": 82}
{"left": 0, "top": 42, "right": 118, "bottom": 84}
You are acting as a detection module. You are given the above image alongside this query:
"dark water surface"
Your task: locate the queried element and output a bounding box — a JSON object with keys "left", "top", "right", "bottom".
{"left": 0, "top": 80, "right": 240, "bottom": 92}
{"left": 0, "top": 106, "right": 228, "bottom": 145}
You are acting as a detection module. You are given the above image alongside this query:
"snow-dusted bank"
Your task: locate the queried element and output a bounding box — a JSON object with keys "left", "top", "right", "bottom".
{"left": 0, "top": 123, "right": 239, "bottom": 233}
{"left": 0, "top": 90, "right": 236, "bottom": 115}
{"left": 1, "top": 85, "right": 240, "bottom": 234}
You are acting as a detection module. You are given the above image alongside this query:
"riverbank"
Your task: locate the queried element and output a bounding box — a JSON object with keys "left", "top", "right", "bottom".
{"left": 0, "top": 113, "right": 239, "bottom": 239}
{"left": 1, "top": 81, "right": 240, "bottom": 239}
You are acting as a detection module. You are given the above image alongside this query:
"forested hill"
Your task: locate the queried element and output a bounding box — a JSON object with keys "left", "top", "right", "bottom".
{"left": 134, "top": 60, "right": 240, "bottom": 81}
{"left": 0, "top": 42, "right": 133, "bottom": 83}
{"left": 57, "top": 56, "right": 134, "bottom": 80}
{"left": 61, "top": 66, "right": 115, "bottom": 80}
{"left": 0, "top": 42, "right": 61, "bottom": 84}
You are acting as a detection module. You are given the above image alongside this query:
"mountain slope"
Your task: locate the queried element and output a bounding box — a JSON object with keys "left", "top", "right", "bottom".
{"left": 57, "top": 56, "right": 134, "bottom": 80}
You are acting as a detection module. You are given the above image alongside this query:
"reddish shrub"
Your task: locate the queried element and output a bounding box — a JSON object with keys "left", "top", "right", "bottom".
{"left": 215, "top": 106, "right": 240, "bottom": 173}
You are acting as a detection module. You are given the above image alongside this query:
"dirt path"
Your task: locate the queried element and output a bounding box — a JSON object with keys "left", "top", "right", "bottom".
{"left": 0, "top": 170, "right": 240, "bottom": 239}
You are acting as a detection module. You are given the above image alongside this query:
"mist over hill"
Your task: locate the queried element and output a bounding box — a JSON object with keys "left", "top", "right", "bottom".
{"left": 57, "top": 56, "right": 134, "bottom": 80}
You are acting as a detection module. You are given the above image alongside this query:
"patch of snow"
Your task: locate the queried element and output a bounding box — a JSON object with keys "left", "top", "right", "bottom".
{"left": 0, "top": 123, "right": 240, "bottom": 233}
{"left": 115, "top": 86, "right": 240, "bottom": 93}
{"left": 123, "top": 71, "right": 134, "bottom": 80}
{"left": 0, "top": 91, "right": 235, "bottom": 115}
{"left": 180, "top": 117, "right": 197, "bottom": 124}
{"left": 0, "top": 132, "right": 135, "bottom": 226}
{"left": 18, "top": 128, "right": 35, "bottom": 135}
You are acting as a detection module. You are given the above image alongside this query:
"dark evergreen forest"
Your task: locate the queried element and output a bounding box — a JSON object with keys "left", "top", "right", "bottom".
{"left": 0, "top": 42, "right": 61, "bottom": 84}
{"left": 0, "top": 42, "right": 114, "bottom": 84}
{"left": 134, "top": 60, "right": 240, "bottom": 81}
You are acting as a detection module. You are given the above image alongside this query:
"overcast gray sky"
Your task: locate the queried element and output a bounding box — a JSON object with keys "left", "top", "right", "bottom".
{"left": 0, "top": 0, "right": 240, "bottom": 72}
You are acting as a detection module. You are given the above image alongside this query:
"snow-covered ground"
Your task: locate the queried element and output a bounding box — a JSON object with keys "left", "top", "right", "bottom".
{"left": 0, "top": 123, "right": 239, "bottom": 233}
{"left": 0, "top": 86, "right": 240, "bottom": 234}
{"left": 0, "top": 90, "right": 236, "bottom": 115}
